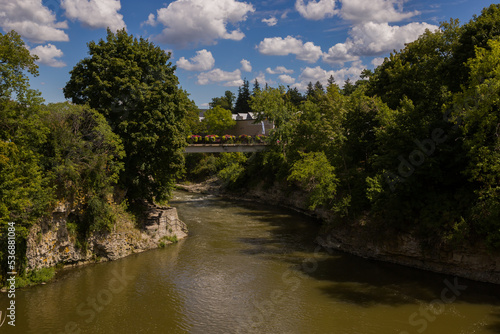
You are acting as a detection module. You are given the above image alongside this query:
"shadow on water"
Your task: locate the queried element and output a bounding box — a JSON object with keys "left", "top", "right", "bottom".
{"left": 487, "top": 311, "right": 500, "bottom": 333}
{"left": 228, "top": 198, "right": 500, "bottom": 310}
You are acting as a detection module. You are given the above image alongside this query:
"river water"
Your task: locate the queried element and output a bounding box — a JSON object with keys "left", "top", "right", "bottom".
{"left": 1, "top": 191, "right": 500, "bottom": 334}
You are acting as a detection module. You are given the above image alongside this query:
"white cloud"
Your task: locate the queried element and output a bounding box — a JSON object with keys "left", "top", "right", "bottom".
{"left": 257, "top": 36, "right": 323, "bottom": 63}
{"left": 371, "top": 57, "right": 385, "bottom": 67}
{"left": 266, "top": 66, "right": 294, "bottom": 75}
{"left": 262, "top": 16, "right": 278, "bottom": 26}
{"left": 295, "top": 63, "right": 365, "bottom": 90}
{"left": 0, "top": 0, "right": 69, "bottom": 43}
{"left": 177, "top": 49, "right": 215, "bottom": 71}
{"left": 241, "top": 59, "right": 252, "bottom": 72}
{"left": 197, "top": 68, "right": 242, "bottom": 86}
{"left": 30, "top": 44, "right": 66, "bottom": 67}
{"left": 253, "top": 72, "right": 273, "bottom": 87}
{"left": 142, "top": 13, "right": 156, "bottom": 27}
{"left": 340, "top": 0, "right": 418, "bottom": 23}
{"left": 278, "top": 74, "right": 295, "bottom": 84}
{"left": 61, "top": 0, "right": 126, "bottom": 31}
{"left": 323, "top": 21, "right": 438, "bottom": 65}
{"left": 295, "top": 0, "right": 337, "bottom": 20}
{"left": 149, "top": 0, "right": 255, "bottom": 47}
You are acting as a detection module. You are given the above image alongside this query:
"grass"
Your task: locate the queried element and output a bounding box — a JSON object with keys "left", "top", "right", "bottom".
{"left": 15, "top": 267, "right": 56, "bottom": 288}
{"left": 158, "top": 235, "right": 178, "bottom": 248}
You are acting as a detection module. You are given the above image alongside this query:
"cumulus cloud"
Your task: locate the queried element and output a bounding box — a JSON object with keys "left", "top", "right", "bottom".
{"left": 323, "top": 21, "right": 438, "bottom": 65}
{"left": 142, "top": 13, "right": 156, "bottom": 27}
{"left": 253, "top": 72, "right": 273, "bottom": 87}
{"left": 197, "top": 68, "right": 242, "bottom": 86}
{"left": 257, "top": 36, "right": 323, "bottom": 63}
{"left": 293, "top": 63, "right": 365, "bottom": 90}
{"left": 278, "top": 74, "right": 295, "bottom": 84}
{"left": 0, "top": 0, "right": 69, "bottom": 43}
{"left": 262, "top": 16, "right": 278, "bottom": 26}
{"left": 241, "top": 59, "right": 252, "bottom": 72}
{"left": 340, "top": 0, "right": 418, "bottom": 23}
{"left": 266, "top": 66, "right": 294, "bottom": 75}
{"left": 30, "top": 44, "right": 66, "bottom": 67}
{"left": 61, "top": 0, "right": 126, "bottom": 31}
{"left": 176, "top": 49, "right": 215, "bottom": 71}
{"left": 295, "top": 0, "right": 337, "bottom": 20}
{"left": 148, "top": 0, "right": 255, "bottom": 47}
{"left": 371, "top": 57, "right": 385, "bottom": 67}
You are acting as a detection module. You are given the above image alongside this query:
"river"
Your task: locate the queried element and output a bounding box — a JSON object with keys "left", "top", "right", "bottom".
{"left": 1, "top": 191, "right": 499, "bottom": 333}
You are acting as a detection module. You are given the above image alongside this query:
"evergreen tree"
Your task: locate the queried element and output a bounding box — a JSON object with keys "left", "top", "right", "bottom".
{"left": 234, "top": 79, "right": 251, "bottom": 114}
{"left": 342, "top": 78, "right": 355, "bottom": 96}
{"left": 306, "top": 81, "right": 315, "bottom": 99}
{"left": 252, "top": 79, "right": 261, "bottom": 96}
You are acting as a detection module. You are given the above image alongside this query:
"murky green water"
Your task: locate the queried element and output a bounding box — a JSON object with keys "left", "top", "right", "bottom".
{"left": 1, "top": 191, "right": 499, "bottom": 333}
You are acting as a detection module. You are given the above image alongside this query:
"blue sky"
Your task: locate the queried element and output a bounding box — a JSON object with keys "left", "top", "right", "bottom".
{"left": 0, "top": 0, "right": 491, "bottom": 108}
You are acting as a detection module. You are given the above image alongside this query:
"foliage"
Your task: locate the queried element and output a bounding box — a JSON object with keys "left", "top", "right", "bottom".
{"left": 234, "top": 79, "right": 251, "bottom": 114}
{"left": 64, "top": 28, "right": 190, "bottom": 204}
{"left": 450, "top": 38, "right": 500, "bottom": 247}
{"left": 210, "top": 90, "right": 235, "bottom": 111}
{"left": 0, "top": 30, "right": 43, "bottom": 105}
{"left": 15, "top": 267, "right": 56, "bottom": 288}
{"left": 288, "top": 152, "right": 338, "bottom": 210}
{"left": 202, "top": 106, "right": 236, "bottom": 136}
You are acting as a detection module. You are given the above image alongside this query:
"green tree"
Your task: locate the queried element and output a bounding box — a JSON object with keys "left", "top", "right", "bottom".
{"left": 209, "top": 90, "right": 235, "bottom": 111}
{"left": 449, "top": 4, "right": 500, "bottom": 91}
{"left": 202, "top": 105, "right": 236, "bottom": 136}
{"left": 64, "top": 28, "right": 190, "bottom": 203}
{"left": 0, "top": 30, "right": 42, "bottom": 105}
{"left": 288, "top": 152, "right": 338, "bottom": 210}
{"left": 234, "top": 79, "right": 251, "bottom": 114}
{"left": 40, "top": 102, "right": 124, "bottom": 233}
{"left": 450, "top": 38, "right": 500, "bottom": 247}
{"left": 250, "top": 86, "right": 298, "bottom": 163}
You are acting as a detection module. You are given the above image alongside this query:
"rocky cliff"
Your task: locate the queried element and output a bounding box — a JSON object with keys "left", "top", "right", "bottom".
{"left": 178, "top": 180, "right": 500, "bottom": 284}
{"left": 25, "top": 202, "right": 188, "bottom": 271}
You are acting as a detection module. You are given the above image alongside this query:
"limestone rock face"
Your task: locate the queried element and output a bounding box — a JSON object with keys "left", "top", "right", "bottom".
{"left": 25, "top": 205, "right": 188, "bottom": 271}
{"left": 231, "top": 181, "right": 500, "bottom": 285}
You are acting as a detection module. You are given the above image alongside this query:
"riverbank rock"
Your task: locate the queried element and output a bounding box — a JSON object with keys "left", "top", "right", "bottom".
{"left": 179, "top": 179, "right": 500, "bottom": 285}
{"left": 25, "top": 203, "right": 188, "bottom": 271}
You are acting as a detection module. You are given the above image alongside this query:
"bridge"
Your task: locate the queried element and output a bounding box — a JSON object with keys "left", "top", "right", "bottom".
{"left": 185, "top": 144, "right": 268, "bottom": 153}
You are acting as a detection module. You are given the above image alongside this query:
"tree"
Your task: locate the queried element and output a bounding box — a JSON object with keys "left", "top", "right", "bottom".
{"left": 342, "top": 78, "right": 355, "bottom": 96}
{"left": 252, "top": 79, "right": 261, "bottom": 96}
{"left": 450, "top": 39, "right": 500, "bottom": 247}
{"left": 327, "top": 75, "right": 336, "bottom": 87}
{"left": 0, "top": 30, "right": 42, "bottom": 105}
{"left": 234, "top": 79, "right": 251, "bottom": 114}
{"left": 288, "top": 152, "right": 338, "bottom": 210}
{"left": 306, "top": 82, "right": 314, "bottom": 99}
{"left": 449, "top": 4, "right": 500, "bottom": 91}
{"left": 41, "top": 103, "right": 125, "bottom": 232}
{"left": 64, "top": 28, "right": 190, "bottom": 203}
{"left": 284, "top": 86, "right": 305, "bottom": 108}
{"left": 209, "top": 90, "right": 235, "bottom": 111}
{"left": 202, "top": 106, "right": 236, "bottom": 136}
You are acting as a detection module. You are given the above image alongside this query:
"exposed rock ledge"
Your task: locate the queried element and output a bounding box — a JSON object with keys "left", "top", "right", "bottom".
{"left": 178, "top": 180, "right": 500, "bottom": 284}
{"left": 26, "top": 203, "right": 188, "bottom": 271}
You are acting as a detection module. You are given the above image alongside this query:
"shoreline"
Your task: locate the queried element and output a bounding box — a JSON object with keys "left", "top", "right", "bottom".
{"left": 176, "top": 179, "right": 500, "bottom": 285}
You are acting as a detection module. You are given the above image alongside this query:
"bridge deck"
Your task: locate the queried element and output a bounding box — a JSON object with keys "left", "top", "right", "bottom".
{"left": 185, "top": 144, "right": 268, "bottom": 153}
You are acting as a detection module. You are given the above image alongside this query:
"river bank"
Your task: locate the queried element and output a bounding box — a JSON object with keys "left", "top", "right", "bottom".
{"left": 1, "top": 202, "right": 188, "bottom": 290}
{"left": 177, "top": 179, "right": 500, "bottom": 284}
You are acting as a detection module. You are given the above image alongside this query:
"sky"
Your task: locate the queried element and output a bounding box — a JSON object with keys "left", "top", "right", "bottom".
{"left": 0, "top": 0, "right": 492, "bottom": 108}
